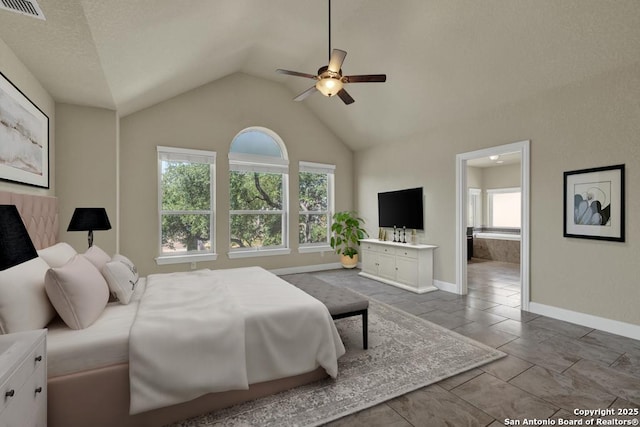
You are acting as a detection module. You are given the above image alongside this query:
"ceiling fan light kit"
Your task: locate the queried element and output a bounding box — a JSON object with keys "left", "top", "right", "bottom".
{"left": 315, "top": 66, "right": 344, "bottom": 97}
{"left": 276, "top": 0, "right": 386, "bottom": 105}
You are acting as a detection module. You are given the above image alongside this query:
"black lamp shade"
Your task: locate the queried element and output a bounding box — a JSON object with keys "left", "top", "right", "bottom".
{"left": 67, "top": 208, "right": 112, "bottom": 248}
{"left": 67, "top": 208, "right": 112, "bottom": 232}
{"left": 0, "top": 205, "right": 38, "bottom": 271}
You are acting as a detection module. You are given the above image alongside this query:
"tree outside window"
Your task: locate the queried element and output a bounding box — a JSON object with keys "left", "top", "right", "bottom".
{"left": 230, "top": 171, "right": 284, "bottom": 249}
{"left": 298, "top": 161, "right": 334, "bottom": 249}
{"left": 228, "top": 127, "right": 289, "bottom": 256}
{"left": 157, "top": 146, "right": 215, "bottom": 258}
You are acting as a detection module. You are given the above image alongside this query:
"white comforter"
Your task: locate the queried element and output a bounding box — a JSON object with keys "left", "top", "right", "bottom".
{"left": 128, "top": 267, "right": 345, "bottom": 414}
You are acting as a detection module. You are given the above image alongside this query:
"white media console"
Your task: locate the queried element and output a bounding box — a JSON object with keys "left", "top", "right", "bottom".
{"left": 359, "top": 238, "right": 438, "bottom": 294}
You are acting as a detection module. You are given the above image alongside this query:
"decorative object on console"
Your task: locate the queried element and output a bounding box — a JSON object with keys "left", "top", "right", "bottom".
{"left": 0, "top": 204, "right": 38, "bottom": 271}
{"left": 330, "top": 211, "right": 368, "bottom": 269}
{"left": 67, "top": 207, "right": 112, "bottom": 248}
{"left": 0, "top": 71, "right": 49, "bottom": 188}
{"left": 563, "top": 164, "right": 625, "bottom": 242}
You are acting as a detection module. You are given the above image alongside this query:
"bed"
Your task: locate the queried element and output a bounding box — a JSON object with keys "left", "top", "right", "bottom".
{"left": 0, "top": 191, "right": 345, "bottom": 427}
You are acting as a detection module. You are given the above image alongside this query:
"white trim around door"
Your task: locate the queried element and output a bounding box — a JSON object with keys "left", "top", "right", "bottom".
{"left": 455, "top": 140, "right": 531, "bottom": 311}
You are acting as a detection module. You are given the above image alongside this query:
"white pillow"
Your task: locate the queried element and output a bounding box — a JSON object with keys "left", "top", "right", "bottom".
{"left": 44, "top": 255, "right": 109, "bottom": 330}
{"left": 83, "top": 245, "right": 111, "bottom": 272}
{"left": 0, "top": 257, "right": 56, "bottom": 334}
{"left": 37, "top": 242, "right": 78, "bottom": 268}
{"left": 102, "top": 254, "right": 139, "bottom": 305}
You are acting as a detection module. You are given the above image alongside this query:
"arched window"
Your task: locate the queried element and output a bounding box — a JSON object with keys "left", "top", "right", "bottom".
{"left": 228, "top": 127, "right": 290, "bottom": 257}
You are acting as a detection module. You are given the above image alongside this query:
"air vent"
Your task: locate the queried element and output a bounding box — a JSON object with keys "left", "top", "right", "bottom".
{"left": 0, "top": 0, "right": 45, "bottom": 20}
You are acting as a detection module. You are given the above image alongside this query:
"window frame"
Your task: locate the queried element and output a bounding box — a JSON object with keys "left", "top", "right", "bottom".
{"left": 487, "top": 187, "right": 521, "bottom": 229}
{"left": 228, "top": 127, "right": 291, "bottom": 259}
{"left": 155, "top": 146, "right": 217, "bottom": 265}
{"left": 468, "top": 188, "right": 482, "bottom": 228}
{"left": 298, "top": 161, "right": 335, "bottom": 253}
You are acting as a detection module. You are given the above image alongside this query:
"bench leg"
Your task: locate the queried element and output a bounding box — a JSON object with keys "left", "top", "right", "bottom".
{"left": 362, "top": 309, "right": 368, "bottom": 350}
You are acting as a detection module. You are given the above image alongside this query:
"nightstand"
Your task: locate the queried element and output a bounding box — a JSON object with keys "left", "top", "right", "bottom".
{"left": 0, "top": 330, "right": 46, "bottom": 427}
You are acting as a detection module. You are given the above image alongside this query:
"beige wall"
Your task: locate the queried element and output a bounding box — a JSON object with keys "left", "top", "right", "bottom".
{"left": 0, "top": 38, "right": 55, "bottom": 195}
{"left": 482, "top": 163, "right": 521, "bottom": 190}
{"left": 120, "top": 73, "right": 353, "bottom": 276}
{"left": 55, "top": 104, "right": 118, "bottom": 254}
{"left": 467, "top": 166, "right": 482, "bottom": 190}
{"left": 355, "top": 62, "right": 640, "bottom": 326}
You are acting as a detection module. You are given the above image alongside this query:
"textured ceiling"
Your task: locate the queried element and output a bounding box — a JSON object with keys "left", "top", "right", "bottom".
{"left": 1, "top": 0, "right": 639, "bottom": 151}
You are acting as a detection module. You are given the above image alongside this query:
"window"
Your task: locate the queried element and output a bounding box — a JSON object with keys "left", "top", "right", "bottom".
{"left": 299, "top": 161, "right": 335, "bottom": 252}
{"left": 228, "top": 127, "right": 290, "bottom": 258}
{"left": 156, "top": 146, "right": 216, "bottom": 265}
{"left": 487, "top": 187, "right": 521, "bottom": 228}
{"left": 468, "top": 188, "right": 482, "bottom": 228}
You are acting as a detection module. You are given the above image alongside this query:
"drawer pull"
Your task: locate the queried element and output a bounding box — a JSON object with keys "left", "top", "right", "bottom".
{"left": 5, "top": 389, "right": 14, "bottom": 398}
{"left": 35, "top": 387, "right": 43, "bottom": 394}
{"left": 35, "top": 355, "right": 43, "bottom": 362}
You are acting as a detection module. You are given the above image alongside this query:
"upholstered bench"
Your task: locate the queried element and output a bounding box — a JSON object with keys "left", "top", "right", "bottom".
{"left": 282, "top": 274, "right": 369, "bottom": 349}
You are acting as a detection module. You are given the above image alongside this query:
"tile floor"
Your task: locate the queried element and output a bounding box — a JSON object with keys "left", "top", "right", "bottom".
{"left": 307, "top": 258, "right": 640, "bottom": 427}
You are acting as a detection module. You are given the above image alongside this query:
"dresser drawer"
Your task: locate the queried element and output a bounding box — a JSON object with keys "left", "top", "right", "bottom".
{"left": 361, "top": 242, "right": 380, "bottom": 252}
{"left": 378, "top": 246, "right": 396, "bottom": 256}
{"left": 0, "top": 338, "right": 45, "bottom": 415}
{"left": 396, "top": 247, "right": 418, "bottom": 259}
{"left": 0, "top": 361, "right": 46, "bottom": 427}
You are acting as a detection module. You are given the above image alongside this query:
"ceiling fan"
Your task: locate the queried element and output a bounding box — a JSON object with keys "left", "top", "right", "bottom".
{"left": 276, "top": 0, "right": 386, "bottom": 105}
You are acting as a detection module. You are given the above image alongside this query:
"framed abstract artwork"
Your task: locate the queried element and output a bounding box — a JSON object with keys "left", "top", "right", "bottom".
{"left": 563, "top": 164, "right": 625, "bottom": 242}
{"left": 0, "top": 71, "right": 49, "bottom": 188}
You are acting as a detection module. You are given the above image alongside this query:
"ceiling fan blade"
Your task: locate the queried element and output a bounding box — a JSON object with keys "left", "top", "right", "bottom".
{"left": 337, "top": 88, "right": 355, "bottom": 105}
{"left": 276, "top": 69, "right": 318, "bottom": 80}
{"left": 327, "top": 49, "right": 347, "bottom": 73}
{"left": 293, "top": 86, "right": 318, "bottom": 101}
{"left": 342, "top": 74, "right": 387, "bottom": 83}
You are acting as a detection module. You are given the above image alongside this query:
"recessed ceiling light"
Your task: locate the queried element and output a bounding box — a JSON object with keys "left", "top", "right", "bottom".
{"left": 489, "top": 155, "right": 499, "bottom": 161}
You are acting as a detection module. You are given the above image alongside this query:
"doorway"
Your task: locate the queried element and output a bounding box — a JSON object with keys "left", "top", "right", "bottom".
{"left": 455, "top": 140, "right": 530, "bottom": 311}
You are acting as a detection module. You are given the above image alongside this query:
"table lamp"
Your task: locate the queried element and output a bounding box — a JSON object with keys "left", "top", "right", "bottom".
{"left": 67, "top": 207, "right": 112, "bottom": 248}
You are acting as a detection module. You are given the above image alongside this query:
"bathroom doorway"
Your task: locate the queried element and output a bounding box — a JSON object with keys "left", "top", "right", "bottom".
{"left": 455, "top": 140, "right": 530, "bottom": 310}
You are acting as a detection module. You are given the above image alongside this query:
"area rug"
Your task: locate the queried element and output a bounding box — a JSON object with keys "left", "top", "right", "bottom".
{"left": 169, "top": 296, "right": 505, "bottom": 427}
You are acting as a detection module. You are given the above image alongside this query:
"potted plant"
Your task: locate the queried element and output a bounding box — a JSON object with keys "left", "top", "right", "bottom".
{"left": 330, "top": 211, "right": 368, "bottom": 269}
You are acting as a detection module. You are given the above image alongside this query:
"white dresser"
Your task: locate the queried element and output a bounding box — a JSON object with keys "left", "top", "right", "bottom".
{"left": 0, "top": 330, "right": 47, "bottom": 427}
{"left": 359, "top": 238, "right": 438, "bottom": 294}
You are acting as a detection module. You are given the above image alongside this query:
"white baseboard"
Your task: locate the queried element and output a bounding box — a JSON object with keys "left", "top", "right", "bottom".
{"left": 270, "top": 262, "right": 343, "bottom": 276}
{"left": 434, "top": 279, "right": 458, "bottom": 293}
{"left": 528, "top": 302, "right": 640, "bottom": 341}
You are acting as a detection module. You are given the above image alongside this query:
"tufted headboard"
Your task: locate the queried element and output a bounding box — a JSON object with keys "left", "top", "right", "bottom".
{"left": 0, "top": 191, "right": 58, "bottom": 250}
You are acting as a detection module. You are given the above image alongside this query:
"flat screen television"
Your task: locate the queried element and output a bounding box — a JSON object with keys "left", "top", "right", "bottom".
{"left": 378, "top": 187, "right": 424, "bottom": 230}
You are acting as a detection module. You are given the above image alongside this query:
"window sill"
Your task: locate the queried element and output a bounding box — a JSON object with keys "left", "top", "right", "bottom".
{"left": 298, "top": 245, "right": 333, "bottom": 254}
{"left": 155, "top": 253, "right": 218, "bottom": 265}
{"left": 228, "top": 248, "right": 291, "bottom": 259}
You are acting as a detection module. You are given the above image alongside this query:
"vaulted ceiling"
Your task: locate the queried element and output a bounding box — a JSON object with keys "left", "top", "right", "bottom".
{"left": 1, "top": 0, "right": 639, "bottom": 150}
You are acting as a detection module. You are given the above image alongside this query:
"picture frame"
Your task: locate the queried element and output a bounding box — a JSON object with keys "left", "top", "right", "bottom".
{"left": 563, "top": 164, "right": 625, "bottom": 242}
{"left": 0, "top": 71, "right": 49, "bottom": 188}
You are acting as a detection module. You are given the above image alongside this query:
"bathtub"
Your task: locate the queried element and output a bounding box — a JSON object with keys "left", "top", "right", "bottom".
{"left": 474, "top": 232, "right": 521, "bottom": 241}
{"left": 472, "top": 232, "right": 520, "bottom": 263}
